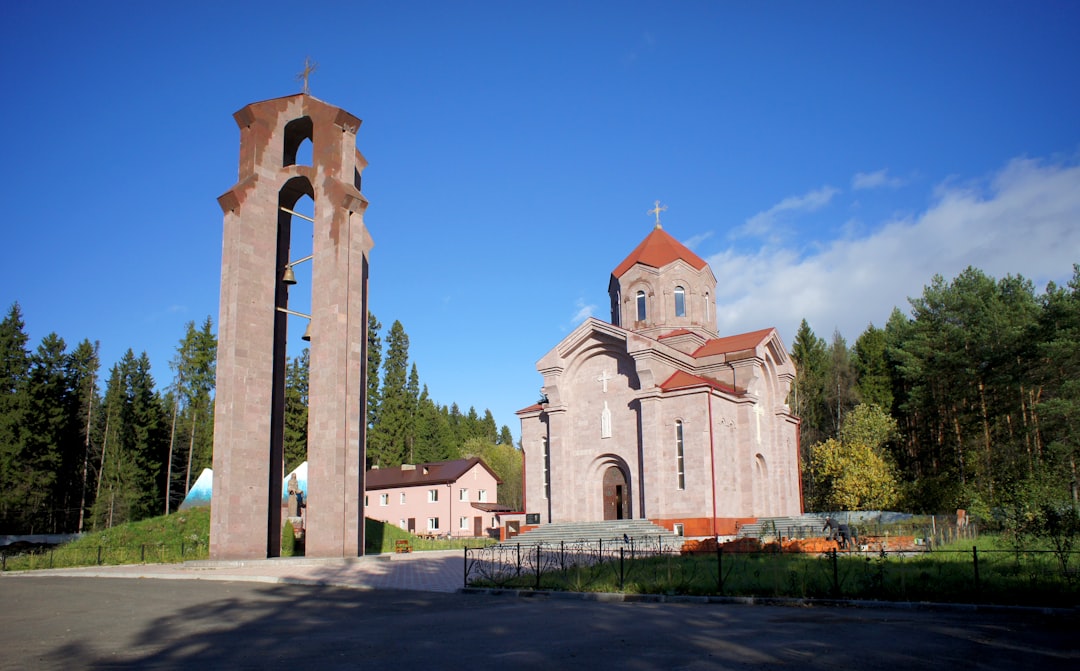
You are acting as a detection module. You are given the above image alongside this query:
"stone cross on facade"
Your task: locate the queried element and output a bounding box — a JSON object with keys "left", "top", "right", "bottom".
{"left": 648, "top": 200, "right": 667, "bottom": 228}
{"left": 596, "top": 370, "right": 612, "bottom": 393}
{"left": 753, "top": 403, "right": 764, "bottom": 445}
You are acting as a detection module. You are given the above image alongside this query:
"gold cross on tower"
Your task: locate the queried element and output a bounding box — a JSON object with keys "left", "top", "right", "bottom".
{"left": 648, "top": 200, "right": 668, "bottom": 228}
{"left": 297, "top": 57, "right": 319, "bottom": 95}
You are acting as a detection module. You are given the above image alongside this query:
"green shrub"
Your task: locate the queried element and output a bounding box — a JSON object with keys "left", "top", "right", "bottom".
{"left": 282, "top": 519, "right": 296, "bottom": 557}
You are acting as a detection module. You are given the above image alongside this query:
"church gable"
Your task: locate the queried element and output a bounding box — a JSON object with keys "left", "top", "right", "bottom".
{"left": 659, "top": 370, "right": 739, "bottom": 395}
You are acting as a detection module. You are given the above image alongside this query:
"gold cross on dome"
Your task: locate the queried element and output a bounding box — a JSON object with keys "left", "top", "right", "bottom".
{"left": 297, "top": 57, "right": 319, "bottom": 95}
{"left": 648, "top": 200, "right": 667, "bottom": 228}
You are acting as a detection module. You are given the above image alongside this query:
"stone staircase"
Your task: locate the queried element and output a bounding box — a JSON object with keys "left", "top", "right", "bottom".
{"left": 501, "top": 519, "right": 682, "bottom": 549}
{"left": 736, "top": 514, "right": 829, "bottom": 541}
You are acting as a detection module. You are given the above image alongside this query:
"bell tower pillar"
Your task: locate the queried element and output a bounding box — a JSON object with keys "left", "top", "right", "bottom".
{"left": 210, "top": 93, "right": 372, "bottom": 559}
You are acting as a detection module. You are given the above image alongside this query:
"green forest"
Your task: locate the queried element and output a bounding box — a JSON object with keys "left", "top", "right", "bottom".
{"left": 0, "top": 310, "right": 519, "bottom": 534}
{"left": 2, "top": 263, "right": 1077, "bottom": 535}
{"left": 794, "top": 265, "right": 1080, "bottom": 520}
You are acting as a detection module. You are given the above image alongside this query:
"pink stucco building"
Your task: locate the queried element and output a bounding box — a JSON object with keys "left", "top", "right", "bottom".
{"left": 518, "top": 222, "right": 802, "bottom": 537}
{"left": 364, "top": 458, "right": 503, "bottom": 537}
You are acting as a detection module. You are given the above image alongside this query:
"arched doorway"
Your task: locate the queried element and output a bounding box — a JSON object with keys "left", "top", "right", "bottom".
{"left": 602, "top": 466, "right": 630, "bottom": 520}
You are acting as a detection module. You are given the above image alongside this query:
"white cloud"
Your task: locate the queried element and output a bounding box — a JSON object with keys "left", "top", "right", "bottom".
{"left": 683, "top": 231, "right": 713, "bottom": 250}
{"left": 739, "top": 186, "right": 840, "bottom": 239}
{"left": 852, "top": 168, "right": 905, "bottom": 190}
{"left": 570, "top": 298, "right": 597, "bottom": 325}
{"left": 710, "top": 157, "right": 1080, "bottom": 347}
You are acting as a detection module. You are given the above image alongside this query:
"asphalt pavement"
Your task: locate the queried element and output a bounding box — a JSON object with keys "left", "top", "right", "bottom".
{"left": 1, "top": 552, "right": 1077, "bottom": 670}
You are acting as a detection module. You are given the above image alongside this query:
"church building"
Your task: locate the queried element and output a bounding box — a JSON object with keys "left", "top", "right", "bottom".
{"left": 517, "top": 217, "right": 802, "bottom": 536}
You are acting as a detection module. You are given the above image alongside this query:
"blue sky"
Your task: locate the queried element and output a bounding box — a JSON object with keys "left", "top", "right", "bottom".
{"left": 4, "top": 2, "right": 1079, "bottom": 441}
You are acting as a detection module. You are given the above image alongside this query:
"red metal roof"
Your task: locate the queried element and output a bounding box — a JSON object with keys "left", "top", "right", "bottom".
{"left": 612, "top": 227, "right": 709, "bottom": 278}
{"left": 659, "top": 370, "right": 738, "bottom": 395}
{"left": 658, "top": 328, "right": 694, "bottom": 339}
{"left": 692, "top": 328, "right": 775, "bottom": 358}
{"left": 365, "top": 457, "right": 502, "bottom": 490}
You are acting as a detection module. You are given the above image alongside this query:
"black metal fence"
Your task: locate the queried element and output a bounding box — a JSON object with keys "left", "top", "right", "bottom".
{"left": 465, "top": 540, "right": 1080, "bottom": 608}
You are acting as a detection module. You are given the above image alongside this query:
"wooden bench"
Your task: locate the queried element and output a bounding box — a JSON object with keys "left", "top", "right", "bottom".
{"left": 395, "top": 539, "right": 413, "bottom": 553}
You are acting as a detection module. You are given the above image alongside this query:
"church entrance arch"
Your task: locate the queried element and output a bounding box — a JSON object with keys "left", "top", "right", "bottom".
{"left": 602, "top": 466, "right": 630, "bottom": 520}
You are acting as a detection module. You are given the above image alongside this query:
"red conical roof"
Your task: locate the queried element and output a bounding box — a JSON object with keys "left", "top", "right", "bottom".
{"left": 612, "top": 226, "right": 708, "bottom": 278}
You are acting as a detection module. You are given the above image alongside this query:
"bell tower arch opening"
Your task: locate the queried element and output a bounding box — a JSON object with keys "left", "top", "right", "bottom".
{"left": 283, "top": 116, "right": 313, "bottom": 167}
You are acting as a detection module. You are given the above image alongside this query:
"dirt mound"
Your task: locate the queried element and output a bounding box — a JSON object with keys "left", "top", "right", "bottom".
{"left": 781, "top": 537, "right": 839, "bottom": 553}
{"left": 680, "top": 537, "right": 765, "bottom": 555}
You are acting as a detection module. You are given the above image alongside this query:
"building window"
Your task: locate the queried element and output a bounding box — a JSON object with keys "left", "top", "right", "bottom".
{"left": 427, "top": 517, "right": 440, "bottom": 531}
{"left": 675, "top": 420, "right": 685, "bottom": 490}
{"left": 428, "top": 489, "right": 439, "bottom": 503}
{"left": 674, "top": 523, "right": 685, "bottom": 536}
{"left": 674, "top": 286, "right": 685, "bottom": 317}
{"left": 542, "top": 436, "right": 550, "bottom": 499}
{"left": 400, "top": 493, "right": 406, "bottom": 504}
{"left": 459, "top": 516, "right": 469, "bottom": 530}
{"left": 459, "top": 488, "right": 469, "bottom": 501}
{"left": 705, "top": 291, "right": 711, "bottom": 322}
{"left": 478, "top": 489, "right": 487, "bottom": 502}
{"left": 399, "top": 519, "right": 406, "bottom": 529}
{"left": 380, "top": 493, "right": 389, "bottom": 506}
{"left": 636, "top": 290, "right": 646, "bottom": 321}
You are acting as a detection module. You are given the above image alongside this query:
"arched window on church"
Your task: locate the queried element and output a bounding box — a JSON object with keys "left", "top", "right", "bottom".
{"left": 704, "top": 291, "right": 711, "bottom": 323}
{"left": 674, "top": 286, "right": 686, "bottom": 317}
{"left": 675, "top": 420, "right": 685, "bottom": 490}
{"left": 636, "top": 290, "right": 646, "bottom": 321}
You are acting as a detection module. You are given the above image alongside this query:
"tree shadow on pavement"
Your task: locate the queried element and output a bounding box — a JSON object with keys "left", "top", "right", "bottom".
{"left": 20, "top": 574, "right": 1079, "bottom": 671}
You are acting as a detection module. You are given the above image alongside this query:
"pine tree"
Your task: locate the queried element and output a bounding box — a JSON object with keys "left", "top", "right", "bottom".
{"left": 0, "top": 304, "right": 32, "bottom": 533}
{"left": 168, "top": 318, "right": 217, "bottom": 508}
{"left": 365, "top": 312, "right": 382, "bottom": 466}
{"left": 825, "top": 329, "right": 859, "bottom": 435}
{"left": 283, "top": 348, "right": 309, "bottom": 473}
{"left": 370, "top": 320, "right": 411, "bottom": 467}
{"left": 93, "top": 356, "right": 138, "bottom": 529}
{"left": 788, "top": 319, "right": 830, "bottom": 452}
{"left": 1036, "top": 266, "right": 1080, "bottom": 500}
{"left": 68, "top": 339, "right": 100, "bottom": 533}
{"left": 92, "top": 350, "right": 168, "bottom": 528}
{"left": 413, "top": 391, "right": 455, "bottom": 463}
{"left": 480, "top": 410, "right": 498, "bottom": 444}
{"left": 25, "top": 333, "right": 76, "bottom": 532}
{"left": 497, "top": 425, "right": 515, "bottom": 446}
{"left": 406, "top": 363, "right": 421, "bottom": 462}
{"left": 853, "top": 323, "right": 893, "bottom": 412}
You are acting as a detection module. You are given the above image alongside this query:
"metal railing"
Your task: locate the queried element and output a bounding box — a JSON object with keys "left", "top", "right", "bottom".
{"left": 465, "top": 541, "right": 1080, "bottom": 608}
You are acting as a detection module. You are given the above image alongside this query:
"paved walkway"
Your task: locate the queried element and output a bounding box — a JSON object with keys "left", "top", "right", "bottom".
{"left": 4, "top": 574, "right": 1077, "bottom": 670}
{"left": 2, "top": 549, "right": 467, "bottom": 592}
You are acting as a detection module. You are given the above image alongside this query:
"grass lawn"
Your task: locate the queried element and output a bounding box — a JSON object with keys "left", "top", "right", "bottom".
{"left": 467, "top": 534, "right": 1080, "bottom": 608}
{"left": 1, "top": 508, "right": 493, "bottom": 571}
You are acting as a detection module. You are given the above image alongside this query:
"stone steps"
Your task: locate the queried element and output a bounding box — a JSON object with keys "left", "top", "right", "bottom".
{"left": 501, "top": 519, "right": 682, "bottom": 549}
{"left": 736, "top": 514, "right": 830, "bottom": 541}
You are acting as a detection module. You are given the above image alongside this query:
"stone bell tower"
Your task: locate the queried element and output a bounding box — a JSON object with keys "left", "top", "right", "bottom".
{"left": 210, "top": 93, "right": 372, "bottom": 559}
